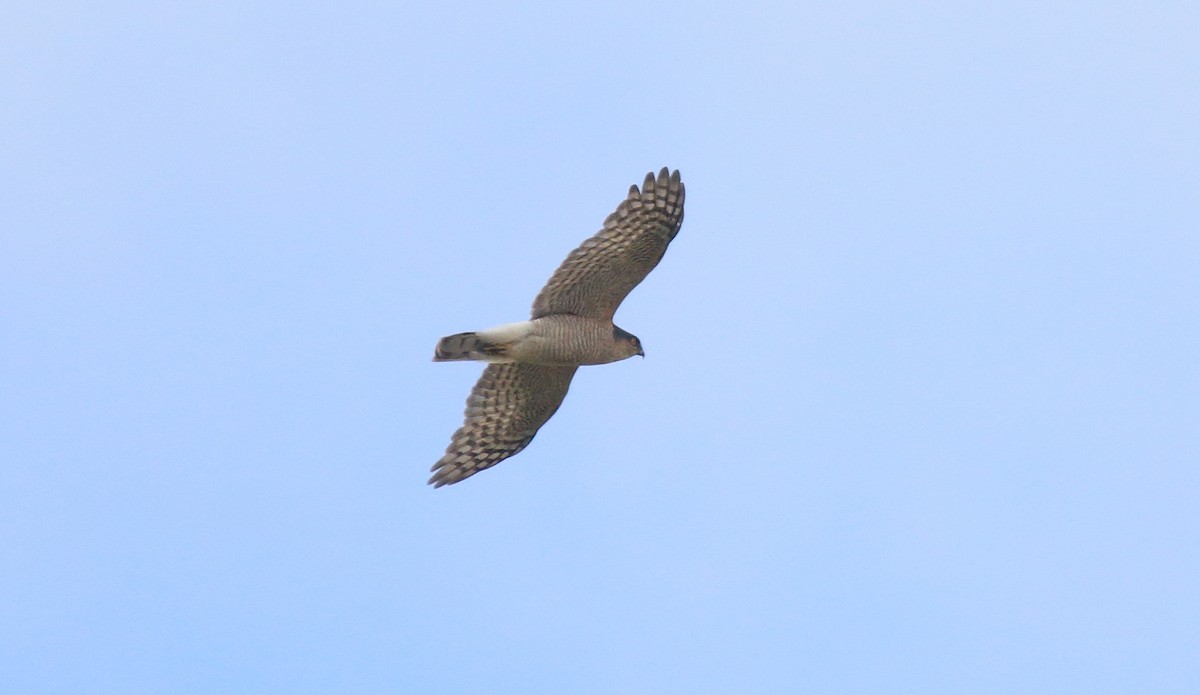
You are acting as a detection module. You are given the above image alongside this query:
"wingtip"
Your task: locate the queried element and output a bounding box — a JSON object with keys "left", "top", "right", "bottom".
{"left": 427, "top": 468, "right": 451, "bottom": 487}
{"left": 635, "top": 168, "right": 682, "bottom": 196}
{"left": 429, "top": 458, "right": 468, "bottom": 487}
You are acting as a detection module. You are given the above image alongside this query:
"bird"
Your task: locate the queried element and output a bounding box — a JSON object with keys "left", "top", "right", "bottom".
{"left": 429, "top": 168, "right": 686, "bottom": 487}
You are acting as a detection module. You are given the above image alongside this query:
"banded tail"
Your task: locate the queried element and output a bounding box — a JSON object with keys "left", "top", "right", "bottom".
{"left": 434, "top": 332, "right": 509, "bottom": 362}
{"left": 434, "top": 321, "right": 532, "bottom": 362}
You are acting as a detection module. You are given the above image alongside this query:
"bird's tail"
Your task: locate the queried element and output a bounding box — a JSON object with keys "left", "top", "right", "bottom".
{"left": 433, "top": 332, "right": 510, "bottom": 362}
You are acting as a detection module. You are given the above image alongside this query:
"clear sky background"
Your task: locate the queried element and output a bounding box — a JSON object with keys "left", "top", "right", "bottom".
{"left": 3, "top": 2, "right": 1198, "bottom": 693}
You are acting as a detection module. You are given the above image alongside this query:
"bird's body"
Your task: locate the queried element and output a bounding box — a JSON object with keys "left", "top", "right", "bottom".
{"left": 434, "top": 315, "right": 641, "bottom": 366}
{"left": 430, "top": 168, "right": 685, "bottom": 487}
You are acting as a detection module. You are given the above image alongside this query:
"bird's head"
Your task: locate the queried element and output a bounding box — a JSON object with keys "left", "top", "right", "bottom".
{"left": 613, "top": 326, "right": 644, "bottom": 359}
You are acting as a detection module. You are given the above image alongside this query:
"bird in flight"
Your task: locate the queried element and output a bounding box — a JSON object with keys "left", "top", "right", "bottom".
{"left": 429, "top": 168, "right": 686, "bottom": 486}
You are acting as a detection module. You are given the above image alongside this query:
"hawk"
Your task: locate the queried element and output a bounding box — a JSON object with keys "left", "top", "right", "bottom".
{"left": 429, "top": 168, "right": 686, "bottom": 486}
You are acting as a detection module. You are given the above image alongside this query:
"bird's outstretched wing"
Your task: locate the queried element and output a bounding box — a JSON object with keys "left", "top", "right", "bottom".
{"left": 429, "top": 363, "right": 579, "bottom": 487}
{"left": 531, "top": 168, "right": 685, "bottom": 320}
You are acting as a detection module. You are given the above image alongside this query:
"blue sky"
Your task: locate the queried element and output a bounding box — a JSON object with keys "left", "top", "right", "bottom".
{"left": 3, "top": 2, "right": 1198, "bottom": 693}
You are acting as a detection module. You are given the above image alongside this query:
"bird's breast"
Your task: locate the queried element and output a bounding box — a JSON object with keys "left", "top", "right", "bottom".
{"left": 512, "top": 315, "right": 622, "bottom": 366}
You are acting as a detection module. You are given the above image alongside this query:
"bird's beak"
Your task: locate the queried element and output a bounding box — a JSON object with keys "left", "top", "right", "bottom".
{"left": 637, "top": 347, "right": 645, "bottom": 358}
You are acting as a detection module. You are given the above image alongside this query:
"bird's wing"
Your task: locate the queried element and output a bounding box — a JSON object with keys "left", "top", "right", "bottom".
{"left": 531, "top": 168, "right": 685, "bottom": 320}
{"left": 430, "top": 363, "right": 579, "bottom": 487}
